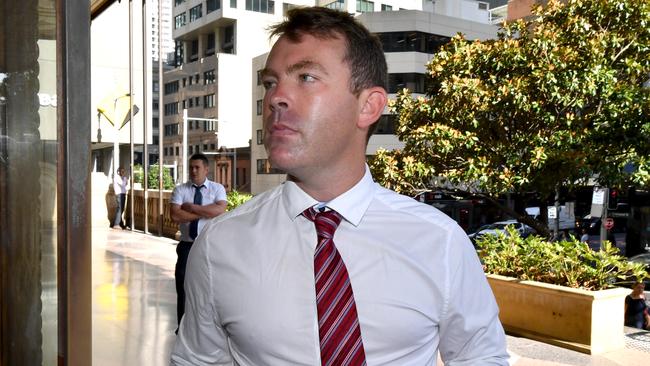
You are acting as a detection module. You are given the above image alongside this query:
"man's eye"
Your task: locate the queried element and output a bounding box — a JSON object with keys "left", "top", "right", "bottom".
{"left": 300, "top": 74, "right": 315, "bottom": 82}
{"left": 262, "top": 80, "right": 276, "bottom": 90}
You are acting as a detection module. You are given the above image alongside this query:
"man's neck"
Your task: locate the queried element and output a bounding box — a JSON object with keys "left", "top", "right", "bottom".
{"left": 192, "top": 178, "right": 207, "bottom": 186}
{"left": 289, "top": 163, "right": 366, "bottom": 202}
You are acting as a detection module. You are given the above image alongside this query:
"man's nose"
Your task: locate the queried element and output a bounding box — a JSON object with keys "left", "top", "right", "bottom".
{"left": 267, "top": 83, "right": 289, "bottom": 113}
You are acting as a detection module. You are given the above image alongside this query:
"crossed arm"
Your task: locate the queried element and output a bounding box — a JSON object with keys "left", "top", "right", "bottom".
{"left": 171, "top": 200, "right": 227, "bottom": 224}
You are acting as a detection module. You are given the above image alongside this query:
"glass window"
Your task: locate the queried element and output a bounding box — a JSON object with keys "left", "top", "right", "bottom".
{"left": 374, "top": 114, "right": 397, "bottom": 134}
{"left": 189, "top": 4, "right": 203, "bottom": 22}
{"left": 257, "top": 159, "right": 283, "bottom": 174}
{"left": 222, "top": 25, "right": 235, "bottom": 54}
{"left": 376, "top": 31, "right": 450, "bottom": 54}
{"left": 204, "top": 94, "right": 216, "bottom": 108}
{"left": 256, "top": 99, "right": 263, "bottom": 115}
{"left": 190, "top": 39, "right": 199, "bottom": 62}
{"left": 207, "top": 0, "right": 221, "bottom": 13}
{"left": 324, "top": 0, "right": 344, "bottom": 10}
{"left": 164, "top": 80, "right": 179, "bottom": 94}
{"left": 256, "top": 129, "right": 263, "bottom": 144}
{"left": 174, "top": 13, "right": 186, "bottom": 29}
{"left": 381, "top": 4, "right": 392, "bottom": 11}
{"left": 206, "top": 34, "right": 215, "bottom": 56}
{"left": 204, "top": 70, "right": 215, "bottom": 84}
{"left": 356, "top": 0, "right": 374, "bottom": 13}
{"left": 164, "top": 102, "right": 179, "bottom": 115}
{"left": 175, "top": 40, "right": 184, "bottom": 66}
{"left": 246, "top": 0, "right": 275, "bottom": 14}
{"left": 387, "top": 73, "right": 428, "bottom": 94}
{"left": 231, "top": 0, "right": 237, "bottom": 8}
{"left": 2, "top": 2, "right": 63, "bottom": 362}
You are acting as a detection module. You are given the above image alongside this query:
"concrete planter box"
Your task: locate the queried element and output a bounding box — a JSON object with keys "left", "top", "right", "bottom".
{"left": 487, "top": 274, "right": 629, "bottom": 354}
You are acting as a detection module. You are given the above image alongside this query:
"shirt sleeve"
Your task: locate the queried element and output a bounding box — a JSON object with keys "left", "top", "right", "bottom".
{"left": 437, "top": 228, "right": 510, "bottom": 366}
{"left": 170, "top": 186, "right": 183, "bottom": 206}
{"left": 170, "top": 232, "right": 233, "bottom": 365}
{"left": 213, "top": 183, "right": 227, "bottom": 203}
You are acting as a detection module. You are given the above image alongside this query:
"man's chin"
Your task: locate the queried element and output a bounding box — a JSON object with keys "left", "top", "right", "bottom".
{"left": 267, "top": 156, "right": 292, "bottom": 174}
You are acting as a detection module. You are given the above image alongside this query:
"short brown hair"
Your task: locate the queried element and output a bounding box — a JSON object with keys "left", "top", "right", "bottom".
{"left": 269, "top": 6, "right": 387, "bottom": 96}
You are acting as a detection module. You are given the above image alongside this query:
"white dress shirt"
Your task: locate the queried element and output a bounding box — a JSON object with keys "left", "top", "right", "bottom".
{"left": 170, "top": 179, "right": 227, "bottom": 242}
{"left": 171, "top": 167, "right": 508, "bottom": 365}
{"left": 113, "top": 174, "right": 128, "bottom": 195}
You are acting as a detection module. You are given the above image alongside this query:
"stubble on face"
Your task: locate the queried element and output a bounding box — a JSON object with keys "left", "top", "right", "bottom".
{"left": 261, "top": 34, "right": 363, "bottom": 185}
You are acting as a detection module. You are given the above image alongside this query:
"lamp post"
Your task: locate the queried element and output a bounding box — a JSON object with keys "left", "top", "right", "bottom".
{"left": 181, "top": 109, "right": 222, "bottom": 183}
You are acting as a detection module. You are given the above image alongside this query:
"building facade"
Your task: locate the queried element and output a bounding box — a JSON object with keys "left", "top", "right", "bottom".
{"left": 162, "top": 0, "right": 498, "bottom": 192}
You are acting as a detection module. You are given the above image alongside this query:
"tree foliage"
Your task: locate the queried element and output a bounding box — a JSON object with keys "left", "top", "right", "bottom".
{"left": 147, "top": 163, "right": 175, "bottom": 190}
{"left": 371, "top": 0, "right": 650, "bottom": 213}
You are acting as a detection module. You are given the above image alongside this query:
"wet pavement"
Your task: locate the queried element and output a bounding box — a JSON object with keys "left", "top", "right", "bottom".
{"left": 92, "top": 228, "right": 177, "bottom": 366}
{"left": 91, "top": 228, "right": 650, "bottom": 365}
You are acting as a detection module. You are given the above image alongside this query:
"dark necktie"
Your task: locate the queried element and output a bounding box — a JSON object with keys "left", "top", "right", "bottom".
{"left": 189, "top": 185, "right": 203, "bottom": 240}
{"left": 303, "top": 207, "right": 366, "bottom": 366}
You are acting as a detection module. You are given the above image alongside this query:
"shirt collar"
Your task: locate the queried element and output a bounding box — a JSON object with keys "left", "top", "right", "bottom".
{"left": 283, "top": 165, "right": 375, "bottom": 227}
{"left": 191, "top": 178, "right": 209, "bottom": 188}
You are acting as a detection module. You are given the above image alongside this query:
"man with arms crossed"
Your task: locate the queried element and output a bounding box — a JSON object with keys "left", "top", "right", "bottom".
{"left": 172, "top": 7, "right": 508, "bottom": 365}
{"left": 171, "top": 153, "right": 227, "bottom": 329}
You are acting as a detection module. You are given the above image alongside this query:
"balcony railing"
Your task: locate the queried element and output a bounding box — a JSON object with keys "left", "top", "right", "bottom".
{"left": 127, "top": 188, "right": 179, "bottom": 240}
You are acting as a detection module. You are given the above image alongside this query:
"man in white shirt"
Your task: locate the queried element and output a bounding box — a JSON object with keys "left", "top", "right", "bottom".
{"left": 172, "top": 7, "right": 509, "bottom": 365}
{"left": 112, "top": 166, "right": 128, "bottom": 229}
{"left": 170, "top": 153, "right": 227, "bottom": 329}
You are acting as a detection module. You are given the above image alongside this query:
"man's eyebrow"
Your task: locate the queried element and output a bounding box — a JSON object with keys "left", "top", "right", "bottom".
{"left": 260, "top": 60, "right": 329, "bottom": 79}
{"left": 287, "top": 60, "right": 328, "bottom": 76}
{"left": 259, "top": 68, "right": 276, "bottom": 79}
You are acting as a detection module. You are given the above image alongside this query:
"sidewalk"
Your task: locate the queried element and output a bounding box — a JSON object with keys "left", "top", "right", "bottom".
{"left": 507, "top": 329, "right": 649, "bottom": 366}
{"left": 95, "top": 228, "right": 650, "bottom": 366}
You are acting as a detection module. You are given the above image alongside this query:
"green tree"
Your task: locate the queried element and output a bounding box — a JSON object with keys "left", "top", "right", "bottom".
{"left": 371, "top": 0, "right": 650, "bottom": 235}
{"left": 147, "top": 163, "right": 175, "bottom": 190}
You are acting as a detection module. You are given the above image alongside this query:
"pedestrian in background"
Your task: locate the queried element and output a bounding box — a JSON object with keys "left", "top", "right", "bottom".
{"left": 172, "top": 7, "right": 508, "bottom": 365}
{"left": 580, "top": 228, "right": 589, "bottom": 242}
{"left": 624, "top": 282, "right": 650, "bottom": 330}
{"left": 112, "top": 166, "right": 128, "bottom": 230}
{"left": 170, "top": 153, "right": 227, "bottom": 330}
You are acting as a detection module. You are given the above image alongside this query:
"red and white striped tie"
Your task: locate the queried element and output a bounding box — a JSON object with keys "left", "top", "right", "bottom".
{"left": 304, "top": 207, "right": 366, "bottom": 366}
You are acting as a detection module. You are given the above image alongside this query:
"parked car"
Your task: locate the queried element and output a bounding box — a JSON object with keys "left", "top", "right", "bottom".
{"left": 468, "top": 220, "right": 534, "bottom": 244}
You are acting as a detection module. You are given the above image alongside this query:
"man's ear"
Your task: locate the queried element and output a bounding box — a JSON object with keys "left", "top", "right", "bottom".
{"left": 357, "top": 87, "right": 388, "bottom": 129}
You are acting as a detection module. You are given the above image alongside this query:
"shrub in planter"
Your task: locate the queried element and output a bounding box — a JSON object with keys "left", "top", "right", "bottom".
{"left": 476, "top": 226, "right": 647, "bottom": 290}
{"left": 476, "top": 227, "right": 648, "bottom": 354}
{"left": 226, "top": 190, "right": 252, "bottom": 211}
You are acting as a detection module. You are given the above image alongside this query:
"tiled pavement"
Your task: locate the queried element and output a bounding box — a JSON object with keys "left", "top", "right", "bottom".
{"left": 92, "top": 228, "right": 650, "bottom": 366}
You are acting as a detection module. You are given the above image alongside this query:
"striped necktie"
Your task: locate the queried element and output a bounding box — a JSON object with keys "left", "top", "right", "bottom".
{"left": 303, "top": 207, "right": 366, "bottom": 366}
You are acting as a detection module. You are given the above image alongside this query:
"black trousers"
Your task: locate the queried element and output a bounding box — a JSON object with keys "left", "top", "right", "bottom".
{"left": 175, "top": 240, "right": 193, "bottom": 326}
{"left": 113, "top": 193, "right": 126, "bottom": 227}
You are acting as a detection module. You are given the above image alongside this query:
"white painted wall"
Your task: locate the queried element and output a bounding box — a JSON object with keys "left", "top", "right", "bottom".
{"left": 91, "top": 1, "right": 147, "bottom": 145}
